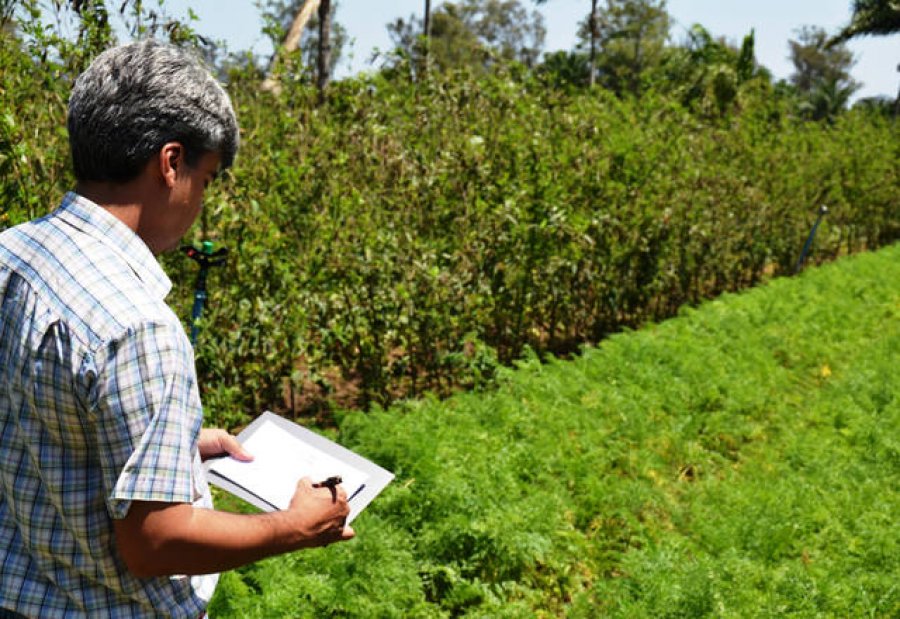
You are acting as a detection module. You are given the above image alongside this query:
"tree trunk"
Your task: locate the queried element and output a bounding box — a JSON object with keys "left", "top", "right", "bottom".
{"left": 423, "top": 0, "right": 432, "bottom": 75}
{"left": 261, "top": 0, "right": 321, "bottom": 93}
{"left": 589, "top": 0, "right": 598, "bottom": 86}
{"left": 283, "top": 0, "right": 321, "bottom": 54}
{"left": 896, "top": 63, "right": 899, "bottom": 115}
{"left": 632, "top": 20, "right": 644, "bottom": 95}
{"left": 317, "top": 0, "right": 332, "bottom": 93}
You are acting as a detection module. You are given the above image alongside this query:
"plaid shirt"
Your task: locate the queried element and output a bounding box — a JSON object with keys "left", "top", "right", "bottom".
{"left": 0, "top": 193, "right": 217, "bottom": 618}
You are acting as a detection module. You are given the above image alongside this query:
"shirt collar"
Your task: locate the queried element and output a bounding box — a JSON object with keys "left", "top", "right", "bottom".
{"left": 54, "top": 192, "right": 173, "bottom": 300}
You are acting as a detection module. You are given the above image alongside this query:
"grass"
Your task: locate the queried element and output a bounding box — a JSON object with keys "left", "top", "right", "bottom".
{"left": 209, "top": 243, "right": 899, "bottom": 617}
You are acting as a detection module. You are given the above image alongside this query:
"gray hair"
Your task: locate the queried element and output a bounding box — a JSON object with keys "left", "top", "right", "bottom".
{"left": 68, "top": 39, "right": 239, "bottom": 182}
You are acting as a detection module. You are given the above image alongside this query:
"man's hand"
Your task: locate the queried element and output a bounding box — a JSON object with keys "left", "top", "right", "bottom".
{"left": 115, "top": 477, "right": 354, "bottom": 578}
{"left": 286, "top": 477, "right": 355, "bottom": 548}
{"left": 198, "top": 428, "right": 253, "bottom": 462}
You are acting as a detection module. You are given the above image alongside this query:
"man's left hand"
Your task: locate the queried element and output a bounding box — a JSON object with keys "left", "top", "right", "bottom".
{"left": 198, "top": 428, "right": 254, "bottom": 462}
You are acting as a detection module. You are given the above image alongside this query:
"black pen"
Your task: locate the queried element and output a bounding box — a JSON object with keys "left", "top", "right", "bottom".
{"left": 347, "top": 484, "right": 365, "bottom": 502}
{"left": 313, "top": 475, "right": 342, "bottom": 489}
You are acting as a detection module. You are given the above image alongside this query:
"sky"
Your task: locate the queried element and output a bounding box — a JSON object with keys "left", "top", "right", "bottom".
{"left": 162, "top": 1, "right": 899, "bottom": 101}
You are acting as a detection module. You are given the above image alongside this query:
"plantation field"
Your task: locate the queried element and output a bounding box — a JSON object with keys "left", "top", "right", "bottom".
{"left": 209, "top": 243, "right": 899, "bottom": 617}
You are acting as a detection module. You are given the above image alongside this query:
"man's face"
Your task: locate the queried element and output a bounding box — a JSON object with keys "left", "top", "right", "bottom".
{"left": 159, "top": 151, "right": 221, "bottom": 253}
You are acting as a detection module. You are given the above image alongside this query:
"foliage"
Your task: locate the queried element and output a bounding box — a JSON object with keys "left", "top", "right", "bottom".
{"left": 536, "top": 48, "right": 591, "bottom": 88}
{"left": 0, "top": 0, "right": 111, "bottom": 228}
{"left": 0, "top": 8, "right": 900, "bottom": 426}
{"left": 788, "top": 25, "right": 859, "bottom": 121}
{"left": 576, "top": 0, "right": 670, "bottom": 95}
{"left": 830, "top": 0, "right": 900, "bottom": 45}
{"left": 211, "top": 242, "right": 900, "bottom": 616}
{"left": 2, "top": 3, "right": 899, "bottom": 422}
{"left": 387, "top": 0, "right": 546, "bottom": 76}
{"left": 853, "top": 93, "right": 899, "bottom": 114}
{"left": 656, "top": 24, "right": 767, "bottom": 116}
{"left": 186, "top": 67, "right": 899, "bottom": 420}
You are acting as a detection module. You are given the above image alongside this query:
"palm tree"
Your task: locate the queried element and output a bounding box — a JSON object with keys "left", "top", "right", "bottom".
{"left": 829, "top": 0, "right": 900, "bottom": 45}
{"left": 827, "top": 1, "right": 899, "bottom": 108}
{"left": 801, "top": 76, "right": 856, "bottom": 121}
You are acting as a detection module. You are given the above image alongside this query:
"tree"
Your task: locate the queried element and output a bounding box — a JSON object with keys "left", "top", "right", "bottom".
{"left": 537, "top": 50, "right": 591, "bottom": 87}
{"left": 829, "top": 0, "right": 900, "bottom": 45}
{"left": 829, "top": 0, "right": 899, "bottom": 110}
{"left": 387, "top": 0, "right": 546, "bottom": 75}
{"left": 803, "top": 73, "right": 857, "bottom": 119}
{"left": 577, "top": 0, "right": 670, "bottom": 95}
{"left": 789, "top": 25, "right": 860, "bottom": 119}
{"left": 387, "top": 5, "right": 479, "bottom": 76}
{"left": 1, "top": 0, "right": 15, "bottom": 31}
{"left": 261, "top": 0, "right": 346, "bottom": 92}
{"left": 657, "top": 24, "right": 767, "bottom": 115}
{"left": 531, "top": 0, "right": 600, "bottom": 85}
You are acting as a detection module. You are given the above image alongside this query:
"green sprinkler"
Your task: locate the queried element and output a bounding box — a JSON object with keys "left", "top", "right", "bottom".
{"left": 181, "top": 241, "right": 228, "bottom": 346}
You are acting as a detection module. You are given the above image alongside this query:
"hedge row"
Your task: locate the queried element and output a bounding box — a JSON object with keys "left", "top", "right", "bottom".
{"left": 2, "top": 36, "right": 898, "bottom": 423}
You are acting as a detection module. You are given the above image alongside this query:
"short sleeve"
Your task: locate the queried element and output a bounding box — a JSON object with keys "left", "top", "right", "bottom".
{"left": 90, "top": 321, "right": 203, "bottom": 520}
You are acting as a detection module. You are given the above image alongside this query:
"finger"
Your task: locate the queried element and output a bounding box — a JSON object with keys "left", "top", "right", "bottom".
{"left": 296, "top": 477, "right": 315, "bottom": 492}
{"left": 334, "top": 485, "right": 348, "bottom": 502}
{"left": 323, "top": 524, "right": 355, "bottom": 546}
{"left": 336, "top": 499, "right": 351, "bottom": 519}
{"left": 322, "top": 484, "right": 343, "bottom": 504}
{"left": 221, "top": 434, "right": 254, "bottom": 461}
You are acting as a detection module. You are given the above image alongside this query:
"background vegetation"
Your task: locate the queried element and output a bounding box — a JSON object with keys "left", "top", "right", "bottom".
{"left": 2, "top": 1, "right": 897, "bottom": 423}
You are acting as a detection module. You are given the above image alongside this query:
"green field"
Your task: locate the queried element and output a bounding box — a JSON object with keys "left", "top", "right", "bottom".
{"left": 210, "top": 244, "right": 900, "bottom": 617}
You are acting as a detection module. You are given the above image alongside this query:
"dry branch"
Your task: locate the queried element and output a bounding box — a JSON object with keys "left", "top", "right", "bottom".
{"left": 261, "top": 0, "right": 321, "bottom": 93}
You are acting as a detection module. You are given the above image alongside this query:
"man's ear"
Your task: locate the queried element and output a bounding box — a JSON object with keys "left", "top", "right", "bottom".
{"left": 158, "top": 142, "right": 185, "bottom": 188}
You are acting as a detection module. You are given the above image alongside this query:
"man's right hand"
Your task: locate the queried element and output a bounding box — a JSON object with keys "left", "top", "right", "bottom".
{"left": 116, "top": 477, "right": 355, "bottom": 578}
{"left": 287, "top": 477, "right": 355, "bottom": 548}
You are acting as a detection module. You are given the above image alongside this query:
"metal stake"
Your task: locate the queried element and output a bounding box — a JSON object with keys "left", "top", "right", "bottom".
{"left": 795, "top": 205, "right": 829, "bottom": 274}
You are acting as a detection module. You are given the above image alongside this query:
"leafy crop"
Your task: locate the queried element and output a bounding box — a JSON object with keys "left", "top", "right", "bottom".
{"left": 211, "top": 243, "right": 900, "bottom": 617}
{"left": 182, "top": 68, "right": 898, "bottom": 419}
{"left": 2, "top": 11, "right": 898, "bottom": 420}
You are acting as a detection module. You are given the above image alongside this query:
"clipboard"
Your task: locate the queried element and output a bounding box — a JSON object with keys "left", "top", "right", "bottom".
{"left": 204, "top": 411, "right": 394, "bottom": 524}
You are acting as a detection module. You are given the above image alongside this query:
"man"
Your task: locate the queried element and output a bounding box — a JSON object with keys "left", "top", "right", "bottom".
{"left": 0, "top": 40, "right": 353, "bottom": 618}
